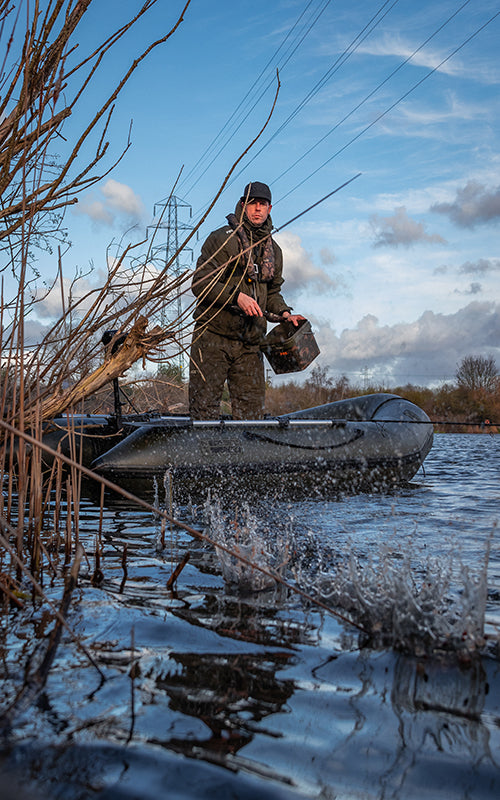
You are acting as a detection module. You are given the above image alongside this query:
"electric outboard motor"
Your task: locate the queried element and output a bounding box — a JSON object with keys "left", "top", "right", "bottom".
{"left": 102, "top": 330, "right": 128, "bottom": 426}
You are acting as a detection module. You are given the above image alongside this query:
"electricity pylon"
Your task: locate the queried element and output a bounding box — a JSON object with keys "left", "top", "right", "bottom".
{"left": 147, "top": 195, "right": 195, "bottom": 374}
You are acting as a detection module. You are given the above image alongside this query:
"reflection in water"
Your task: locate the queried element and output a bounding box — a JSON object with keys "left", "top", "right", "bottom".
{"left": 388, "top": 654, "right": 500, "bottom": 797}
{"left": 170, "top": 590, "right": 319, "bottom": 649}
{"left": 392, "top": 653, "right": 488, "bottom": 719}
{"left": 150, "top": 651, "right": 295, "bottom": 758}
{"left": 390, "top": 654, "right": 497, "bottom": 773}
{"left": 308, "top": 647, "right": 500, "bottom": 799}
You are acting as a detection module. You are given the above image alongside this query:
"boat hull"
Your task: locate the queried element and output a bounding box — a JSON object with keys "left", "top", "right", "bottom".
{"left": 91, "top": 394, "right": 434, "bottom": 495}
{"left": 41, "top": 415, "right": 124, "bottom": 466}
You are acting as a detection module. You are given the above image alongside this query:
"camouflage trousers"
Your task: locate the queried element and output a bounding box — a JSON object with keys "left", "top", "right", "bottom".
{"left": 189, "top": 327, "right": 265, "bottom": 420}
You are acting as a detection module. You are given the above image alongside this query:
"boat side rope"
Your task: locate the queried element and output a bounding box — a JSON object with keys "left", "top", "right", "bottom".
{"left": 243, "top": 428, "right": 365, "bottom": 450}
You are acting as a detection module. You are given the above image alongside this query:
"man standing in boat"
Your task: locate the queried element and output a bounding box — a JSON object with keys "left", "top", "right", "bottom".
{"left": 189, "top": 181, "right": 304, "bottom": 420}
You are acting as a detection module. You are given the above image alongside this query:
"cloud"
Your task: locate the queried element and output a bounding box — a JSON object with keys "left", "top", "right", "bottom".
{"left": 74, "top": 179, "right": 145, "bottom": 228}
{"left": 370, "top": 206, "right": 446, "bottom": 248}
{"left": 396, "top": 93, "right": 488, "bottom": 127}
{"left": 454, "top": 282, "right": 482, "bottom": 296}
{"left": 307, "top": 302, "right": 500, "bottom": 386}
{"left": 431, "top": 182, "right": 500, "bottom": 228}
{"left": 75, "top": 198, "right": 114, "bottom": 225}
{"left": 319, "top": 247, "right": 336, "bottom": 266}
{"left": 458, "top": 258, "right": 500, "bottom": 275}
{"left": 434, "top": 258, "right": 500, "bottom": 280}
{"left": 274, "top": 230, "right": 341, "bottom": 297}
{"left": 108, "top": 258, "right": 162, "bottom": 304}
{"left": 354, "top": 33, "right": 464, "bottom": 77}
{"left": 30, "top": 254, "right": 162, "bottom": 323}
{"left": 102, "top": 179, "right": 145, "bottom": 217}
{"left": 32, "top": 273, "right": 102, "bottom": 320}
{"left": 353, "top": 32, "right": 500, "bottom": 84}
{"left": 15, "top": 318, "right": 53, "bottom": 347}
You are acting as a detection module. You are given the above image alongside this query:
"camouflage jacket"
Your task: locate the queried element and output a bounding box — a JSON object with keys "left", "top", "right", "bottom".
{"left": 191, "top": 209, "right": 291, "bottom": 346}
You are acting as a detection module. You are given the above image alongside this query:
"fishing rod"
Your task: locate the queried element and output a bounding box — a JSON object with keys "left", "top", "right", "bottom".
{"left": 420, "top": 420, "right": 498, "bottom": 427}
{"left": 191, "top": 172, "right": 362, "bottom": 303}
{"left": 273, "top": 172, "right": 362, "bottom": 233}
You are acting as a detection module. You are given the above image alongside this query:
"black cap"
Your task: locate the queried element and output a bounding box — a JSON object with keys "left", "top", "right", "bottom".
{"left": 241, "top": 181, "right": 272, "bottom": 204}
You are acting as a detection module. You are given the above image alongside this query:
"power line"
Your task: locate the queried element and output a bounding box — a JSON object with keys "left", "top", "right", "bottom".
{"left": 230, "top": 0, "right": 401, "bottom": 187}
{"left": 188, "top": 0, "right": 476, "bottom": 224}
{"left": 272, "top": 0, "right": 473, "bottom": 190}
{"left": 277, "top": 5, "right": 500, "bottom": 204}
{"left": 178, "top": 0, "right": 333, "bottom": 197}
{"left": 183, "top": 2, "right": 498, "bottom": 234}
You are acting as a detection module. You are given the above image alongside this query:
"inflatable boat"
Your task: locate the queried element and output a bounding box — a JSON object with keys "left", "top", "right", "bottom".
{"left": 77, "top": 393, "right": 433, "bottom": 495}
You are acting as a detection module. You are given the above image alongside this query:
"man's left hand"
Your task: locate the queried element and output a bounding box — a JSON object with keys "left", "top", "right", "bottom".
{"left": 282, "top": 312, "right": 306, "bottom": 327}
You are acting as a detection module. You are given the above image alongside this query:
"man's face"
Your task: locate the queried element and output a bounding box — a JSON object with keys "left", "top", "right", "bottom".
{"left": 244, "top": 197, "right": 271, "bottom": 226}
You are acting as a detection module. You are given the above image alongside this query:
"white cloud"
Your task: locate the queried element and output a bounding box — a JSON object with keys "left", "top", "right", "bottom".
{"left": 355, "top": 34, "right": 465, "bottom": 78}
{"left": 397, "top": 92, "right": 488, "bottom": 126}
{"left": 33, "top": 273, "right": 101, "bottom": 320}
{"left": 102, "top": 179, "right": 145, "bottom": 217}
{"left": 75, "top": 197, "right": 114, "bottom": 226}
{"left": 74, "top": 179, "right": 145, "bottom": 228}
{"left": 275, "top": 230, "right": 342, "bottom": 297}
{"left": 370, "top": 206, "right": 446, "bottom": 248}
{"left": 31, "top": 255, "right": 163, "bottom": 323}
{"left": 108, "top": 258, "right": 162, "bottom": 302}
{"left": 308, "top": 301, "right": 500, "bottom": 386}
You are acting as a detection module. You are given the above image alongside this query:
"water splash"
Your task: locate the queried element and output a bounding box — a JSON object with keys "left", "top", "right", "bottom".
{"left": 153, "top": 470, "right": 180, "bottom": 552}
{"left": 293, "top": 532, "right": 491, "bottom": 656}
{"left": 205, "top": 500, "right": 292, "bottom": 593}
{"left": 157, "top": 481, "right": 495, "bottom": 657}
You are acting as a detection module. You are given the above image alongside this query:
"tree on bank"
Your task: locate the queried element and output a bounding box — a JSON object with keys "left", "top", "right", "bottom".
{"left": 455, "top": 355, "right": 499, "bottom": 393}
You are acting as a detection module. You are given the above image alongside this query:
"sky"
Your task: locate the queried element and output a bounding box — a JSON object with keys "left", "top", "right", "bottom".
{"left": 19, "top": 0, "right": 500, "bottom": 387}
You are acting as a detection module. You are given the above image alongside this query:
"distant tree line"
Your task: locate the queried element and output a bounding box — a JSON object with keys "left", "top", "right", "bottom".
{"left": 264, "top": 355, "right": 499, "bottom": 432}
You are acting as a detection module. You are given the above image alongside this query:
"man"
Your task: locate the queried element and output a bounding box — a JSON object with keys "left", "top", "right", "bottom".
{"left": 189, "top": 181, "right": 304, "bottom": 419}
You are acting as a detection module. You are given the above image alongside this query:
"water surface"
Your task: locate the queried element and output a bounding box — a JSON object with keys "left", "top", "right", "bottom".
{"left": 1, "top": 433, "right": 499, "bottom": 799}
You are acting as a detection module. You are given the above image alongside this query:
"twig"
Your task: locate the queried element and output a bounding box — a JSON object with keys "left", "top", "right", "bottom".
{"left": 119, "top": 542, "right": 128, "bottom": 594}
{"left": 166, "top": 552, "right": 190, "bottom": 590}
{"left": 0, "top": 513, "right": 104, "bottom": 677}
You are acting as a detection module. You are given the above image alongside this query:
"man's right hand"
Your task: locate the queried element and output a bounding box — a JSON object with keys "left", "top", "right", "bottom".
{"left": 237, "top": 292, "right": 263, "bottom": 317}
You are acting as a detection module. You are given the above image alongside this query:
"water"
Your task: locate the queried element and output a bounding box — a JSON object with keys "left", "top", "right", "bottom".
{"left": 1, "top": 433, "right": 500, "bottom": 799}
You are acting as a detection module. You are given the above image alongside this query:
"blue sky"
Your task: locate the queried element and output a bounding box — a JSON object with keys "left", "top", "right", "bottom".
{"left": 29, "top": 0, "right": 500, "bottom": 387}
